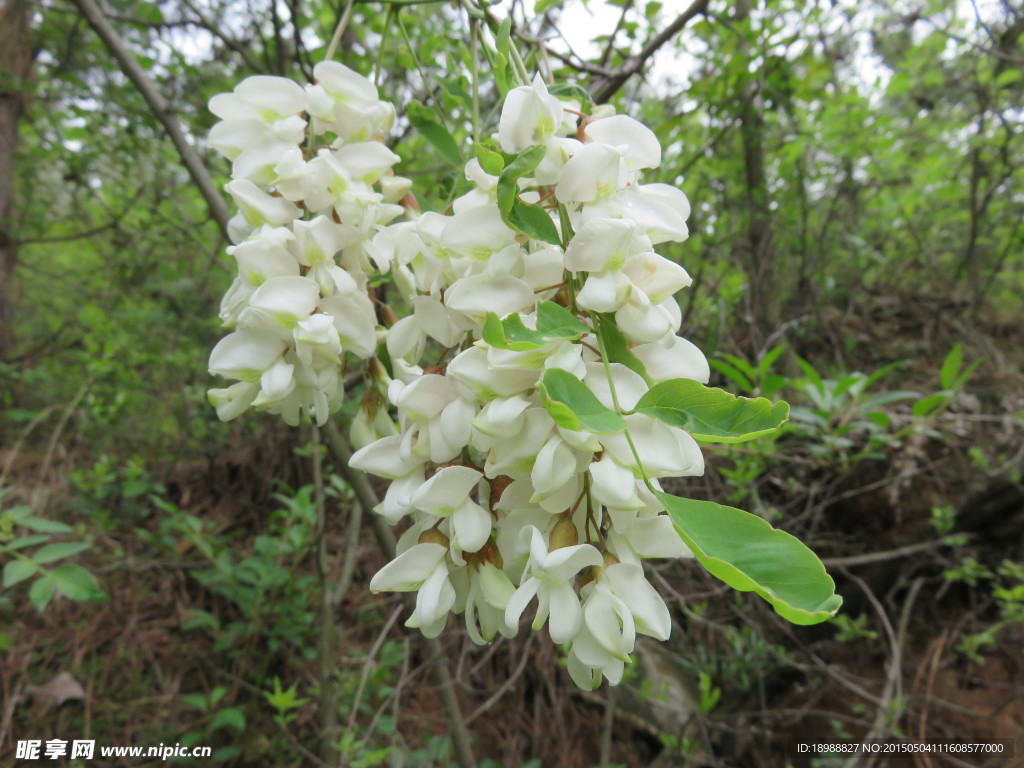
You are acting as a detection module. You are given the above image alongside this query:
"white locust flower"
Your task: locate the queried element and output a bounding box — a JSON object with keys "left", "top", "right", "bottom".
{"left": 505, "top": 524, "right": 603, "bottom": 644}
{"left": 411, "top": 466, "right": 491, "bottom": 553}
{"left": 370, "top": 539, "right": 455, "bottom": 639}
{"left": 498, "top": 74, "right": 564, "bottom": 153}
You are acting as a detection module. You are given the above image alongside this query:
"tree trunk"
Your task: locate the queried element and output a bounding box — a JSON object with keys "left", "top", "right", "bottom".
{"left": 734, "top": 0, "right": 779, "bottom": 351}
{"left": 0, "top": 0, "right": 33, "bottom": 363}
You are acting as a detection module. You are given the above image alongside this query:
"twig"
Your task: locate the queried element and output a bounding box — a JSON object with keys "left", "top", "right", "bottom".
{"left": 69, "top": 0, "right": 230, "bottom": 238}
{"left": 311, "top": 426, "right": 339, "bottom": 765}
{"left": 345, "top": 604, "right": 404, "bottom": 733}
{"left": 822, "top": 539, "right": 953, "bottom": 568}
{"left": 322, "top": 420, "right": 477, "bottom": 768}
{"left": 590, "top": 0, "right": 709, "bottom": 103}
{"left": 600, "top": 686, "right": 615, "bottom": 767}
{"left": 465, "top": 634, "right": 534, "bottom": 724}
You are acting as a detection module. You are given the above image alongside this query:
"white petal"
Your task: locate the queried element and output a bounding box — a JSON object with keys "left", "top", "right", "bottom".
{"left": 563, "top": 217, "right": 635, "bottom": 273}
{"left": 622, "top": 252, "right": 692, "bottom": 304}
{"left": 530, "top": 437, "right": 576, "bottom": 501}
{"left": 246, "top": 275, "right": 321, "bottom": 329}
{"left": 234, "top": 75, "right": 307, "bottom": 117}
{"left": 584, "top": 585, "right": 635, "bottom": 661}
{"left": 604, "top": 562, "right": 671, "bottom": 640}
{"left": 543, "top": 543, "right": 603, "bottom": 583}
{"left": 628, "top": 515, "right": 693, "bottom": 559}
{"left": 209, "top": 331, "right": 287, "bottom": 381}
{"left": 505, "top": 576, "right": 541, "bottom": 631}
{"left": 415, "top": 561, "right": 456, "bottom": 625}
{"left": 614, "top": 290, "right": 673, "bottom": 344}
{"left": 396, "top": 374, "right": 453, "bottom": 419}
{"left": 445, "top": 274, "right": 535, "bottom": 322}
{"left": 547, "top": 580, "right": 583, "bottom": 644}
{"left": 498, "top": 74, "right": 563, "bottom": 153}
{"left": 452, "top": 499, "right": 492, "bottom": 553}
{"left": 584, "top": 114, "right": 661, "bottom": 170}
{"left": 555, "top": 143, "right": 625, "bottom": 203}
{"left": 589, "top": 454, "right": 643, "bottom": 510}
{"left": 632, "top": 335, "right": 710, "bottom": 384}
{"left": 478, "top": 563, "right": 516, "bottom": 609}
{"left": 225, "top": 179, "right": 300, "bottom": 228}
{"left": 567, "top": 647, "right": 601, "bottom": 690}
{"left": 208, "top": 381, "right": 259, "bottom": 421}
{"left": 413, "top": 295, "right": 466, "bottom": 348}
{"left": 349, "top": 435, "right": 425, "bottom": 479}
{"left": 412, "top": 465, "right": 482, "bottom": 515}
{"left": 577, "top": 271, "right": 632, "bottom": 313}
{"left": 441, "top": 205, "right": 516, "bottom": 260}
{"left": 369, "top": 543, "right": 447, "bottom": 593}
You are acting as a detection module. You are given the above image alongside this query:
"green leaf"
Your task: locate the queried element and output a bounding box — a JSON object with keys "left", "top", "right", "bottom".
{"left": 658, "top": 493, "right": 842, "bottom": 625}
{"left": 538, "top": 368, "right": 626, "bottom": 434}
{"left": 495, "top": 145, "right": 551, "bottom": 240}
{"left": 940, "top": 344, "right": 962, "bottom": 390}
{"left": 18, "top": 517, "right": 73, "bottom": 533}
{"left": 406, "top": 101, "right": 461, "bottom": 165}
{"left": 547, "top": 82, "right": 592, "bottom": 106}
{"left": 793, "top": 355, "right": 824, "bottom": 393}
{"left": 5, "top": 534, "right": 51, "bottom": 550}
{"left": 535, "top": 0, "right": 561, "bottom": 14}
{"left": 210, "top": 707, "right": 246, "bottom": 733}
{"left": 507, "top": 199, "right": 560, "bottom": 244}
{"left": 996, "top": 69, "right": 1022, "bottom": 87}
{"left": 29, "top": 574, "right": 55, "bottom": 611}
{"left": 475, "top": 143, "right": 504, "bottom": 175}
{"left": 33, "top": 541, "right": 91, "bottom": 565}
{"left": 595, "top": 313, "right": 651, "bottom": 383}
{"left": 3, "top": 559, "right": 38, "bottom": 588}
{"left": 483, "top": 301, "right": 589, "bottom": 350}
{"left": 501, "top": 145, "right": 546, "bottom": 188}
{"left": 912, "top": 392, "right": 950, "bottom": 418}
{"left": 633, "top": 379, "right": 789, "bottom": 443}
{"left": 709, "top": 359, "right": 753, "bottom": 392}
{"left": 52, "top": 563, "right": 106, "bottom": 602}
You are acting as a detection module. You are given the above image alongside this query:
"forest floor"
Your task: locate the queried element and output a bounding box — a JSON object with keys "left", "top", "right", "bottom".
{"left": 2, "top": 301, "right": 1023, "bottom": 768}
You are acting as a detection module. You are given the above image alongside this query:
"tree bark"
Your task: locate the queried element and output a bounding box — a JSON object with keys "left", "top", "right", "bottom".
{"left": 734, "top": 0, "right": 780, "bottom": 349}
{"left": 0, "top": 0, "right": 34, "bottom": 363}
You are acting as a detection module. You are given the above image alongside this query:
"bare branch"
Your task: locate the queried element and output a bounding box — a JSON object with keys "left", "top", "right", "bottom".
{"left": 590, "top": 0, "right": 709, "bottom": 104}
{"left": 69, "top": 0, "right": 230, "bottom": 238}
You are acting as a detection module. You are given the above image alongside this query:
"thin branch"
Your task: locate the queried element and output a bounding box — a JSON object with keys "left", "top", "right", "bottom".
{"left": 69, "top": 0, "right": 230, "bottom": 238}
{"left": 599, "top": 0, "right": 634, "bottom": 68}
{"left": 822, "top": 539, "right": 953, "bottom": 568}
{"left": 321, "top": 420, "right": 478, "bottom": 768}
{"left": 590, "top": 0, "right": 709, "bottom": 103}
{"left": 179, "top": 0, "right": 263, "bottom": 72}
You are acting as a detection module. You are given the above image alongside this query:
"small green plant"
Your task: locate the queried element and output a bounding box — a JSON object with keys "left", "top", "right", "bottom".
{"left": 710, "top": 344, "right": 789, "bottom": 399}
{"left": 831, "top": 612, "right": 880, "bottom": 642}
{"left": 179, "top": 686, "right": 246, "bottom": 761}
{"left": 952, "top": 559, "right": 1024, "bottom": 662}
{"left": 787, "top": 345, "right": 977, "bottom": 467}
{"left": 140, "top": 482, "right": 328, "bottom": 653}
{"left": 697, "top": 671, "right": 722, "bottom": 714}
{"left": 0, "top": 488, "right": 106, "bottom": 610}
{"left": 264, "top": 676, "right": 310, "bottom": 729}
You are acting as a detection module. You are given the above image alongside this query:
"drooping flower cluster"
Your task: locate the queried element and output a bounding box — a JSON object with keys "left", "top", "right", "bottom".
{"left": 207, "top": 63, "right": 409, "bottom": 425}
{"left": 348, "top": 75, "right": 712, "bottom": 688}
{"left": 207, "top": 65, "right": 713, "bottom": 688}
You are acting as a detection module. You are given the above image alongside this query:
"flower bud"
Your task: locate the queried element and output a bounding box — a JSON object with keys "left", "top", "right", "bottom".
{"left": 418, "top": 529, "right": 450, "bottom": 548}
{"left": 477, "top": 538, "right": 504, "bottom": 570}
{"left": 549, "top": 517, "right": 579, "bottom": 550}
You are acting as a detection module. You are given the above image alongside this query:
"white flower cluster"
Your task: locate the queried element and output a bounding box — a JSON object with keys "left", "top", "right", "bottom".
{"left": 207, "top": 63, "right": 409, "bottom": 425}
{"left": 346, "top": 75, "right": 713, "bottom": 688}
